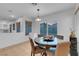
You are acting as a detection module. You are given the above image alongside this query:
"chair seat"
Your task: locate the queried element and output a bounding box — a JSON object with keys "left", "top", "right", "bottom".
{"left": 47, "top": 47, "right": 56, "bottom": 56}
{"left": 49, "top": 47, "right": 56, "bottom": 52}
{"left": 34, "top": 46, "right": 45, "bottom": 54}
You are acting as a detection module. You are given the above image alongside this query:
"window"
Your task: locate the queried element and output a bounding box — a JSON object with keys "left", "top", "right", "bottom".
{"left": 48, "top": 23, "right": 57, "bottom": 35}
{"left": 40, "top": 23, "right": 57, "bottom": 36}
{"left": 40, "top": 23, "right": 47, "bottom": 36}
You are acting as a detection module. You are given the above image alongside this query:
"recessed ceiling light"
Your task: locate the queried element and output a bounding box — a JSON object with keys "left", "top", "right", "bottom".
{"left": 32, "top": 3, "right": 37, "bottom": 6}
{"left": 9, "top": 15, "right": 15, "bottom": 18}
{"left": 11, "top": 15, "right": 15, "bottom": 18}
{"left": 8, "top": 10, "right": 12, "bottom": 12}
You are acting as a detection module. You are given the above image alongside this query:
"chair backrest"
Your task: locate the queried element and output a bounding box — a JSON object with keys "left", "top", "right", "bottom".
{"left": 29, "top": 37, "right": 35, "bottom": 50}
{"left": 55, "top": 35, "right": 64, "bottom": 40}
{"left": 55, "top": 41, "right": 70, "bottom": 56}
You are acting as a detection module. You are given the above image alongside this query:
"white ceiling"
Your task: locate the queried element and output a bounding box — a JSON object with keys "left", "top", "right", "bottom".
{"left": 0, "top": 3, "right": 75, "bottom": 23}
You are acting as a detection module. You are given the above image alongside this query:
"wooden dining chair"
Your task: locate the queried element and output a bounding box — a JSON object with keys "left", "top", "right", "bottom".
{"left": 47, "top": 41, "right": 70, "bottom": 56}
{"left": 55, "top": 35, "right": 64, "bottom": 40}
{"left": 29, "top": 37, "right": 46, "bottom": 56}
{"left": 55, "top": 41, "right": 70, "bottom": 56}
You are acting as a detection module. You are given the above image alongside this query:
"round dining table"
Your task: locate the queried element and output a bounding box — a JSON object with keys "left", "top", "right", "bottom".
{"left": 34, "top": 37, "right": 58, "bottom": 47}
{"left": 34, "top": 37, "right": 58, "bottom": 56}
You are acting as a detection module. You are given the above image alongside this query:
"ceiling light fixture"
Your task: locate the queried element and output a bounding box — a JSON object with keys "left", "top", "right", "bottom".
{"left": 36, "top": 8, "right": 41, "bottom": 21}
{"left": 10, "top": 15, "right": 15, "bottom": 18}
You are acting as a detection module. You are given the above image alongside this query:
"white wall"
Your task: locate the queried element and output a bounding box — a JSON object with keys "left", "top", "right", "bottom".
{"left": 76, "top": 11, "right": 79, "bottom": 41}
{"left": 47, "top": 9, "right": 74, "bottom": 41}
{"left": 0, "top": 33, "right": 29, "bottom": 48}
{"left": 76, "top": 11, "right": 79, "bottom": 55}
{"left": 74, "top": 4, "right": 79, "bottom": 42}
{"left": 73, "top": 4, "right": 79, "bottom": 55}
{"left": 33, "top": 9, "right": 74, "bottom": 41}
{"left": 0, "top": 17, "right": 31, "bottom": 48}
{"left": 32, "top": 21, "right": 40, "bottom": 34}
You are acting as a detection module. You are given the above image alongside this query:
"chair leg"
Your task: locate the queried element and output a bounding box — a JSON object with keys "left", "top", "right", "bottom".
{"left": 33, "top": 53, "right": 35, "bottom": 56}
{"left": 31, "top": 51, "right": 35, "bottom": 56}
{"left": 31, "top": 52, "right": 32, "bottom": 56}
{"left": 43, "top": 52, "right": 47, "bottom": 56}
{"left": 41, "top": 52, "right": 43, "bottom": 56}
{"left": 41, "top": 51, "right": 47, "bottom": 56}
